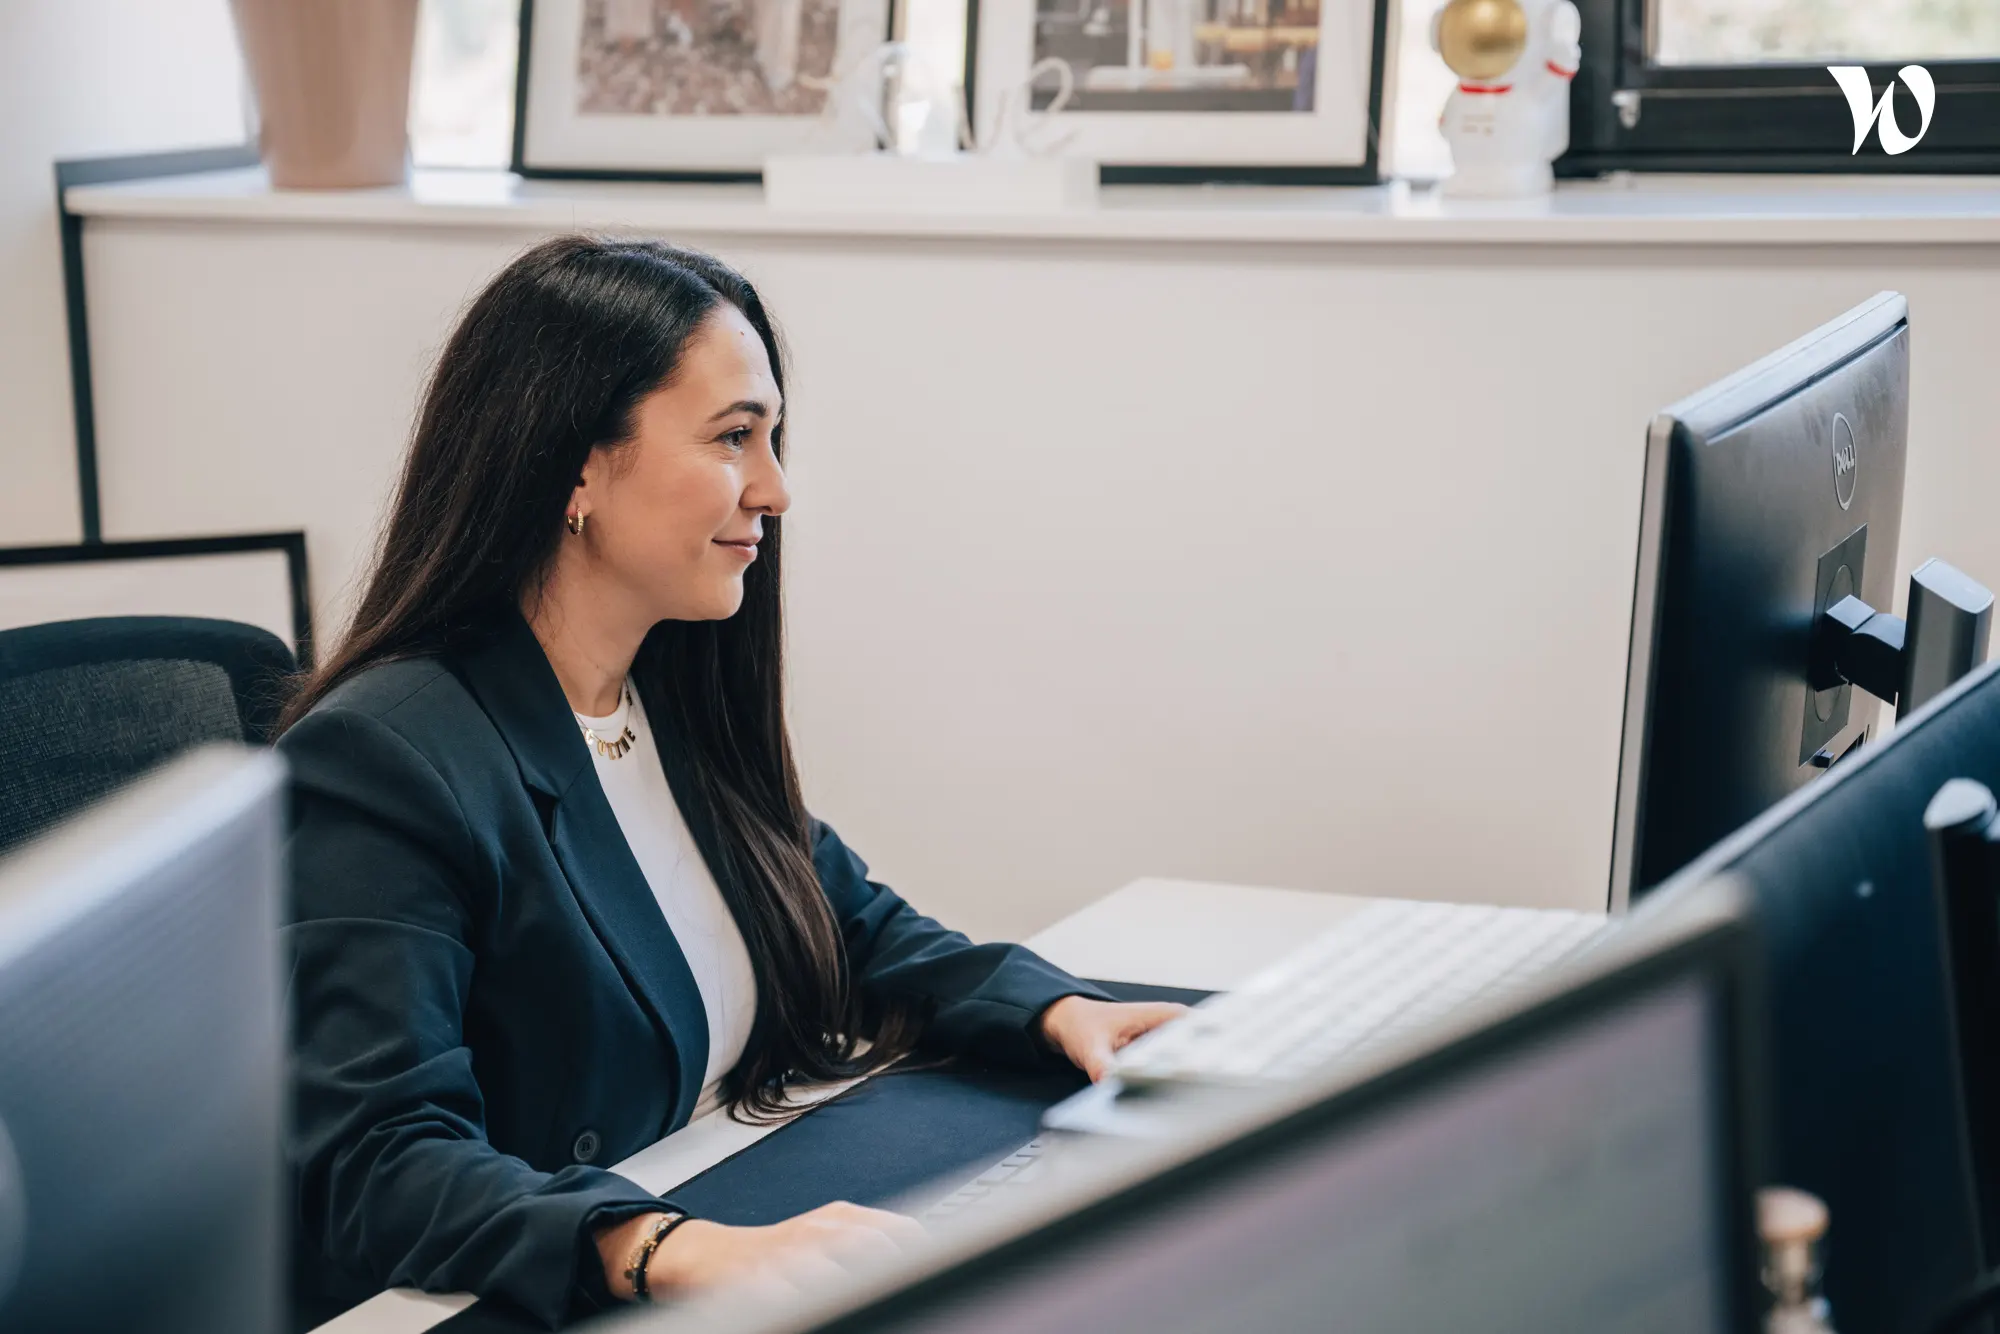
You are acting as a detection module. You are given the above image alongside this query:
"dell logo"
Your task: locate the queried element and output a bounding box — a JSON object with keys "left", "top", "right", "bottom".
{"left": 1828, "top": 65, "right": 1935, "bottom": 156}
{"left": 1832, "top": 413, "right": 1858, "bottom": 511}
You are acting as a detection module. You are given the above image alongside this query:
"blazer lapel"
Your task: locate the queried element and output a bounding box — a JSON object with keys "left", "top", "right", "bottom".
{"left": 453, "top": 611, "right": 711, "bottom": 1132}
{"left": 549, "top": 780, "right": 711, "bottom": 1132}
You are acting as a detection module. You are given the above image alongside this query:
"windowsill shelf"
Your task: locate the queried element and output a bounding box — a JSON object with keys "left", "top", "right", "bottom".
{"left": 63, "top": 165, "right": 2000, "bottom": 246}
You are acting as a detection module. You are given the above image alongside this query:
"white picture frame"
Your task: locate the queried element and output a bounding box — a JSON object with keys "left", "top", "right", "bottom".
{"left": 969, "top": 0, "right": 1389, "bottom": 179}
{"left": 516, "top": 0, "right": 898, "bottom": 176}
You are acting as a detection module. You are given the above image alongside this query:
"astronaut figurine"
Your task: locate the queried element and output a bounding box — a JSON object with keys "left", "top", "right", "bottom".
{"left": 1430, "top": 0, "right": 1581, "bottom": 198}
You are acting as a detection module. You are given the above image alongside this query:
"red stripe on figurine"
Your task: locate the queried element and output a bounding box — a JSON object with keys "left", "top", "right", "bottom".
{"left": 1546, "top": 62, "right": 1576, "bottom": 79}
{"left": 1458, "top": 83, "right": 1513, "bottom": 94}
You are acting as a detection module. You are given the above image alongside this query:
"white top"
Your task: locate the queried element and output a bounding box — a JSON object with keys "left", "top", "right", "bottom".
{"left": 575, "top": 685, "right": 758, "bottom": 1116}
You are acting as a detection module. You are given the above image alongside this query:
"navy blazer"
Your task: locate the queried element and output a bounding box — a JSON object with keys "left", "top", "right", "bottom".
{"left": 280, "top": 612, "right": 1103, "bottom": 1327}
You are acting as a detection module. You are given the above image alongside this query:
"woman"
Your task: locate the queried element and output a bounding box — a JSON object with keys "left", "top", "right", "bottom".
{"left": 280, "top": 236, "right": 1183, "bottom": 1329}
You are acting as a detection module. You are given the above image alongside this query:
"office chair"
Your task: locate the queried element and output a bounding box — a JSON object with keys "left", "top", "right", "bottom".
{"left": 0, "top": 616, "right": 296, "bottom": 855}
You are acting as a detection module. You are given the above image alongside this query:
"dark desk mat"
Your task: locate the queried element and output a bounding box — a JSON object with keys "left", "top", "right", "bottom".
{"left": 435, "top": 981, "right": 1209, "bottom": 1333}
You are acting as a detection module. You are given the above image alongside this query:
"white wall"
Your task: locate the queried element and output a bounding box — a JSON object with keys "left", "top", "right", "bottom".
{"left": 0, "top": 0, "right": 244, "bottom": 546}
{"left": 72, "top": 205, "right": 2000, "bottom": 941}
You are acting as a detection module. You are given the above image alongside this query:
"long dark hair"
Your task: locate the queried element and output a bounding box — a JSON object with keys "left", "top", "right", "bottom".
{"left": 283, "top": 235, "right": 921, "bottom": 1119}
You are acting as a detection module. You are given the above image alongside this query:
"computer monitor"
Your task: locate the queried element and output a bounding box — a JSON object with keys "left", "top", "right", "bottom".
{"left": 1610, "top": 293, "right": 1911, "bottom": 911}
{"left": 1639, "top": 657, "right": 2000, "bottom": 1334}
{"left": 0, "top": 747, "right": 286, "bottom": 1334}
{"left": 626, "top": 884, "right": 1764, "bottom": 1334}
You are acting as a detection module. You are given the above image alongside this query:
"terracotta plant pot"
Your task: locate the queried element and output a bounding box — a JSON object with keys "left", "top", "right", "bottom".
{"left": 231, "top": 0, "right": 420, "bottom": 189}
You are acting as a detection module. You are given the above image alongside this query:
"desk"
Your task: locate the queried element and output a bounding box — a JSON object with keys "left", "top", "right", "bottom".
{"left": 309, "top": 877, "right": 1362, "bottom": 1334}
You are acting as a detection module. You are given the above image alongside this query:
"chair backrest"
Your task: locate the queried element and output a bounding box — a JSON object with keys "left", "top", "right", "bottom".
{"left": 0, "top": 616, "right": 297, "bottom": 854}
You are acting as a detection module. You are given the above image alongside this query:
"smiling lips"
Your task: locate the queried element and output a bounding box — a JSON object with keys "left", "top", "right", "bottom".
{"left": 714, "top": 536, "right": 759, "bottom": 561}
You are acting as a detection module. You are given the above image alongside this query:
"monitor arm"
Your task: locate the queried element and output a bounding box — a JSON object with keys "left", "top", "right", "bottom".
{"left": 1812, "top": 558, "right": 1996, "bottom": 720}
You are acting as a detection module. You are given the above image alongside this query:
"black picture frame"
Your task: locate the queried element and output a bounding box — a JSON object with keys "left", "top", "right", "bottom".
{"left": 963, "top": 0, "right": 1394, "bottom": 186}
{"left": 0, "top": 534, "right": 316, "bottom": 669}
{"left": 1559, "top": 0, "right": 2000, "bottom": 176}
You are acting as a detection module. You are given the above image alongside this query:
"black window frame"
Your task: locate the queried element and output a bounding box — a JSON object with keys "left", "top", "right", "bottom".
{"left": 1558, "top": 0, "right": 2000, "bottom": 176}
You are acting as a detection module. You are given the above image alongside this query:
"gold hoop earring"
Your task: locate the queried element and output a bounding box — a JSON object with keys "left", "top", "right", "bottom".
{"left": 566, "top": 511, "right": 586, "bottom": 536}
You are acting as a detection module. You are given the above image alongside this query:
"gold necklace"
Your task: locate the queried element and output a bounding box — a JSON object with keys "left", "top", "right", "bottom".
{"left": 576, "top": 684, "right": 637, "bottom": 760}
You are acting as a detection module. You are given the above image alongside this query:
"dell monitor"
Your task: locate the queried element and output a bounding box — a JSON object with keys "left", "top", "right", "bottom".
{"left": 625, "top": 885, "right": 1764, "bottom": 1334}
{"left": 1610, "top": 292, "right": 1912, "bottom": 910}
{"left": 0, "top": 747, "right": 287, "bottom": 1334}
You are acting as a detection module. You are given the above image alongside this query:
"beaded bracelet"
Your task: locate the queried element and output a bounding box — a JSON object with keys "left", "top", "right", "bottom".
{"left": 625, "top": 1210, "right": 694, "bottom": 1303}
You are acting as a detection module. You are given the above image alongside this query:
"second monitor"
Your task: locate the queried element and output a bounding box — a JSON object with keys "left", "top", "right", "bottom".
{"left": 1612, "top": 292, "right": 1907, "bottom": 908}
{"left": 1614, "top": 290, "right": 1992, "bottom": 910}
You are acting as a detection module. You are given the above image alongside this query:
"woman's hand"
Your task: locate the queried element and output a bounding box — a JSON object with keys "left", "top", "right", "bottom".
{"left": 596, "top": 1201, "right": 925, "bottom": 1301}
{"left": 1037, "top": 995, "right": 1190, "bottom": 1082}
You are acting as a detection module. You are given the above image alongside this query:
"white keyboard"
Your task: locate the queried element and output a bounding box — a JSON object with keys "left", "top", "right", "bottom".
{"left": 1106, "top": 899, "right": 1612, "bottom": 1088}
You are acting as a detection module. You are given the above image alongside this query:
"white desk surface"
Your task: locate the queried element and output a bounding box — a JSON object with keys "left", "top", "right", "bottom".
{"left": 309, "top": 876, "right": 1358, "bottom": 1334}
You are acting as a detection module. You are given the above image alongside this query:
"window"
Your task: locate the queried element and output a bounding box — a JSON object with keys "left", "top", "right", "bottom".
{"left": 1563, "top": 0, "right": 2000, "bottom": 174}
{"left": 1390, "top": 0, "right": 1455, "bottom": 179}
{"left": 410, "top": 0, "right": 520, "bottom": 169}
{"left": 409, "top": 0, "right": 2000, "bottom": 179}
{"left": 1652, "top": 0, "right": 2000, "bottom": 67}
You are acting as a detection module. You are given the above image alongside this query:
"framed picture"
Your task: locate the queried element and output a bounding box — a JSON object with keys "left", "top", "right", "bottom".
{"left": 0, "top": 534, "right": 314, "bottom": 667}
{"left": 968, "top": 0, "right": 1392, "bottom": 182}
{"left": 514, "top": 0, "right": 898, "bottom": 177}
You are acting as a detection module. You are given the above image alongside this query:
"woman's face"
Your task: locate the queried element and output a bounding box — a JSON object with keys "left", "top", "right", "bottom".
{"left": 569, "top": 304, "right": 790, "bottom": 624}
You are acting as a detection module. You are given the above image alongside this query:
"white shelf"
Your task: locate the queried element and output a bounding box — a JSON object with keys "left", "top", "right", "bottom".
{"left": 63, "top": 166, "right": 2000, "bottom": 247}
